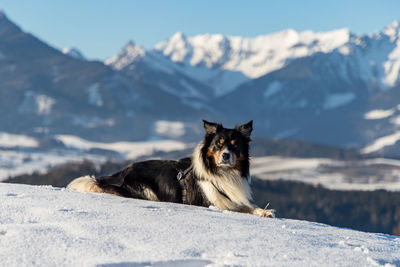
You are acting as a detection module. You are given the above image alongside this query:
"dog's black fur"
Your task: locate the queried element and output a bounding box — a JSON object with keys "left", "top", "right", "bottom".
{"left": 67, "top": 120, "right": 274, "bottom": 217}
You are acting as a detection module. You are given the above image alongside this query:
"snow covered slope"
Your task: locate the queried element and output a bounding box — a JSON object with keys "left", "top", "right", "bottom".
{"left": 0, "top": 183, "right": 399, "bottom": 266}
{"left": 0, "top": 134, "right": 187, "bottom": 181}
{"left": 154, "top": 29, "right": 351, "bottom": 95}
{"left": 252, "top": 156, "right": 400, "bottom": 191}
{"left": 109, "top": 22, "right": 400, "bottom": 97}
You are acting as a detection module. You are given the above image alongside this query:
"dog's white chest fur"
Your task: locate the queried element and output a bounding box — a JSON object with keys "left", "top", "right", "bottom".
{"left": 192, "top": 144, "right": 253, "bottom": 211}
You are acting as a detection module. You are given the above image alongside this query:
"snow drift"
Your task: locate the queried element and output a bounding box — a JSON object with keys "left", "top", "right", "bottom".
{"left": 0, "top": 183, "right": 399, "bottom": 266}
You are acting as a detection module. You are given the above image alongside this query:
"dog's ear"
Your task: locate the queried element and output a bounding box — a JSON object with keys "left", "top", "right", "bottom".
{"left": 235, "top": 120, "right": 253, "bottom": 138}
{"left": 203, "top": 120, "right": 221, "bottom": 135}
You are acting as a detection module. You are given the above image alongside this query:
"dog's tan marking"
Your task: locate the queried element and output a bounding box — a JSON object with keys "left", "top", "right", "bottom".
{"left": 231, "top": 140, "right": 235, "bottom": 145}
{"left": 207, "top": 147, "right": 222, "bottom": 166}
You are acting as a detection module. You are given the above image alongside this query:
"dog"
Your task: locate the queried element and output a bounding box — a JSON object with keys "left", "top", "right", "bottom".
{"left": 67, "top": 120, "right": 275, "bottom": 217}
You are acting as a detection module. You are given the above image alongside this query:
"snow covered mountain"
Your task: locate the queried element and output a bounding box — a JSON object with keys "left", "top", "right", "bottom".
{"left": 62, "top": 47, "right": 85, "bottom": 60}
{"left": 105, "top": 41, "right": 215, "bottom": 110}
{"left": 0, "top": 11, "right": 208, "bottom": 141}
{"left": 104, "top": 22, "right": 400, "bottom": 154}
{"left": 1, "top": 182, "right": 399, "bottom": 266}
{"left": 2, "top": 9, "right": 400, "bottom": 154}
{"left": 110, "top": 23, "right": 400, "bottom": 97}
{"left": 154, "top": 29, "right": 351, "bottom": 95}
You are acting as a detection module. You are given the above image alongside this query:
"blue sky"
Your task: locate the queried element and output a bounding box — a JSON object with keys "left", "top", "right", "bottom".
{"left": 1, "top": 0, "right": 399, "bottom": 60}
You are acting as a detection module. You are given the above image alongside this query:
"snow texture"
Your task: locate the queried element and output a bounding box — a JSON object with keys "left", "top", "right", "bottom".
{"left": 154, "top": 120, "right": 185, "bottom": 139}
{"left": 0, "top": 149, "right": 107, "bottom": 181}
{"left": 0, "top": 134, "right": 186, "bottom": 181}
{"left": 365, "top": 109, "right": 396, "bottom": 120}
{"left": 362, "top": 131, "right": 400, "bottom": 154}
{"left": 55, "top": 135, "right": 187, "bottom": 159}
{"left": 0, "top": 132, "right": 38, "bottom": 148}
{"left": 0, "top": 183, "right": 399, "bottom": 266}
{"left": 154, "top": 29, "right": 351, "bottom": 95}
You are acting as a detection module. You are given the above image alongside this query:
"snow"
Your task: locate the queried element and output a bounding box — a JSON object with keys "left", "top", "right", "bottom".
{"left": 156, "top": 29, "right": 350, "bottom": 79}
{"left": 362, "top": 131, "right": 400, "bottom": 154}
{"left": 263, "top": 81, "right": 282, "bottom": 99}
{"left": 0, "top": 150, "right": 107, "bottom": 180}
{"left": 62, "top": 47, "right": 85, "bottom": 60}
{"left": 55, "top": 135, "right": 187, "bottom": 159}
{"left": 153, "top": 28, "right": 350, "bottom": 95}
{"left": 251, "top": 156, "right": 400, "bottom": 191}
{"left": 0, "top": 132, "right": 38, "bottom": 148}
{"left": 72, "top": 117, "right": 115, "bottom": 128}
{"left": 323, "top": 92, "right": 355, "bottom": 110}
{"left": 0, "top": 183, "right": 399, "bottom": 266}
{"left": 381, "top": 21, "right": 400, "bottom": 86}
{"left": 365, "top": 109, "right": 396, "bottom": 119}
{"left": 154, "top": 121, "right": 185, "bottom": 139}
{"left": 18, "top": 91, "right": 56, "bottom": 116}
{"left": 87, "top": 83, "right": 103, "bottom": 107}
{"left": 105, "top": 21, "right": 400, "bottom": 97}
{"left": 105, "top": 41, "right": 145, "bottom": 70}
{"left": 390, "top": 115, "right": 400, "bottom": 125}
{"left": 0, "top": 133, "right": 188, "bottom": 181}
{"left": 36, "top": 94, "right": 56, "bottom": 115}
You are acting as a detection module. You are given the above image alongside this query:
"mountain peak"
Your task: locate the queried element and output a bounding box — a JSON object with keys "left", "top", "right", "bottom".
{"left": 62, "top": 47, "right": 85, "bottom": 60}
{"left": 104, "top": 40, "right": 145, "bottom": 69}
{"left": 170, "top": 32, "right": 187, "bottom": 42}
{"left": 122, "top": 40, "right": 145, "bottom": 56}
{"left": 0, "top": 9, "right": 23, "bottom": 36}
{"left": 0, "top": 9, "right": 12, "bottom": 23}
{"left": 383, "top": 20, "right": 400, "bottom": 41}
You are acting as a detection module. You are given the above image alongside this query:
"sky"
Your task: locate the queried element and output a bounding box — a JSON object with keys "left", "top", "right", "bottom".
{"left": 1, "top": 0, "right": 399, "bottom": 60}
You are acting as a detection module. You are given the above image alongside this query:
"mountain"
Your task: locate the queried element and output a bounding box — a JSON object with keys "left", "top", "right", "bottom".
{"left": 105, "top": 41, "right": 215, "bottom": 111}
{"left": 2, "top": 10, "right": 400, "bottom": 154}
{"left": 62, "top": 47, "right": 85, "bottom": 60}
{"left": 0, "top": 11, "right": 208, "bottom": 141}
{"left": 153, "top": 29, "right": 351, "bottom": 96}
{"left": 107, "top": 22, "right": 400, "bottom": 153}
{"left": 1, "top": 183, "right": 399, "bottom": 266}
{"left": 216, "top": 22, "right": 400, "bottom": 148}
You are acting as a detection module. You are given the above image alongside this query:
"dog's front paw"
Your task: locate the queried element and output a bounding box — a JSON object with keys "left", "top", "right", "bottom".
{"left": 253, "top": 208, "right": 275, "bottom": 218}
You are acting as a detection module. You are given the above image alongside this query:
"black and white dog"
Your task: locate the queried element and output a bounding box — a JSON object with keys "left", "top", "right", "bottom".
{"left": 67, "top": 120, "right": 274, "bottom": 217}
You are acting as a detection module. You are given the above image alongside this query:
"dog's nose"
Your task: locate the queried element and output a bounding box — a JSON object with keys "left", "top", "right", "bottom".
{"left": 222, "top": 152, "right": 230, "bottom": 160}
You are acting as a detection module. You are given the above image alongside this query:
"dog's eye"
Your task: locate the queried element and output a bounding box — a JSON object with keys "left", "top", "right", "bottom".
{"left": 231, "top": 140, "right": 238, "bottom": 147}
{"left": 217, "top": 139, "right": 225, "bottom": 147}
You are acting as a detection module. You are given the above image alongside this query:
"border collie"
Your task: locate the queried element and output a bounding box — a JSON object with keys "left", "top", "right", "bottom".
{"left": 67, "top": 120, "right": 275, "bottom": 217}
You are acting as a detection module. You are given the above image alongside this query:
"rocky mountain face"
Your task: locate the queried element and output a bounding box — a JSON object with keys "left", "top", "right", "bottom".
{"left": 1, "top": 10, "right": 400, "bottom": 155}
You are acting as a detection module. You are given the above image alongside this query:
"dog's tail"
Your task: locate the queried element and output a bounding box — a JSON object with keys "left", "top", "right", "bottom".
{"left": 67, "top": 175, "right": 104, "bottom": 193}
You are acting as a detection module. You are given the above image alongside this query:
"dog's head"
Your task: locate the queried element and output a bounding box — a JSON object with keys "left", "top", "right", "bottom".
{"left": 201, "top": 120, "right": 252, "bottom": 177}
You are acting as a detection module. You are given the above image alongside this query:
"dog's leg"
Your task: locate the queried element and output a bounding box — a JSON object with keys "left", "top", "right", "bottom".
{"left": 238, "top": 205, "right": 275, "bottom": 218}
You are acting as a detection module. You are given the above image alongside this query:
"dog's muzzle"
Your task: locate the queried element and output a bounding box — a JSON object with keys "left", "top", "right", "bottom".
{"left": 218, "top": 149, "right": 234, "bottom": 167}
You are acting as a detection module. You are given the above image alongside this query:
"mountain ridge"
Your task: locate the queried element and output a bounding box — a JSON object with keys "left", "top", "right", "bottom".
{"left": 1, "top": 10, "right": 400, "bottom": 155}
